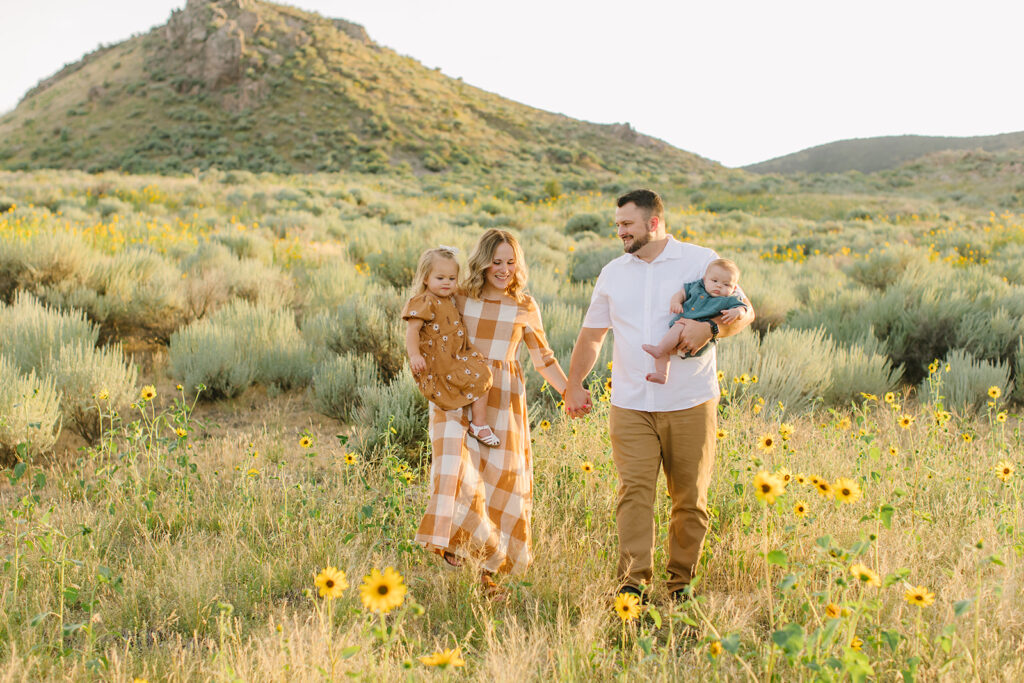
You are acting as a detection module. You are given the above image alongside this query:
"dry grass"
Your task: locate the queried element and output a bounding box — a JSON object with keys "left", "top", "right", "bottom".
{"left": 1, "top": 376, "right": 1021, "bottom": 681}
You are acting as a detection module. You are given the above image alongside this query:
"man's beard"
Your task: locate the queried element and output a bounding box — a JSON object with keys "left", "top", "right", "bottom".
{"left": 624, "top": 230, "right": 651, "bottom": 254}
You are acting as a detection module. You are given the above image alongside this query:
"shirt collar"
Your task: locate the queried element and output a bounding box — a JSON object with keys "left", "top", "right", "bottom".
{"left": 629, "top": 235, "right": 684, "bottom": 264}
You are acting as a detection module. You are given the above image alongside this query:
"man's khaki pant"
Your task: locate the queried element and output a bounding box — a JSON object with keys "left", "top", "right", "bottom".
{"left": 609, "top": 400, "right": 717, "bottom": 592}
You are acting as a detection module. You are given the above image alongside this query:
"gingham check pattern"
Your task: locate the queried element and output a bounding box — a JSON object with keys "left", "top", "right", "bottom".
{"left": 415, "top": 295, "right": 556, "bottom": 574}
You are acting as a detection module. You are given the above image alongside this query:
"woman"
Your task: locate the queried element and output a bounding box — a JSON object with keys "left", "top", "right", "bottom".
{"left": 414, "top": 228, "right": 568, "bottom": 595}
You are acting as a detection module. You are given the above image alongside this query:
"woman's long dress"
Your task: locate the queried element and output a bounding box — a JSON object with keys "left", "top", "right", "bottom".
{"left": 414, "top": 294, "right": 557, "bottom": 574}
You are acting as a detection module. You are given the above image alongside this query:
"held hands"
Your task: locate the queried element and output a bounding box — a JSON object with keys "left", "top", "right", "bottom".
{"left": 409, "top": 354, "right": 426, "bottom": 374}
{"left": 564, "top": 383, "right": 592, "bottom": 418}
{"left": 720, "top": 306, "right": 746, "bottom": 324}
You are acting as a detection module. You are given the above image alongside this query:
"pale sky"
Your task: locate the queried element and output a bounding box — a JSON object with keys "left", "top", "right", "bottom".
{"left": 2, "top": 0, "right": 1022, "bottom": 167}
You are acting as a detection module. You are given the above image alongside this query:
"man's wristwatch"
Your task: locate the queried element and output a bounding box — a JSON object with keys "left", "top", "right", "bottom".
{"left": 707, "top": 320, "right": 719, "bottom": 342}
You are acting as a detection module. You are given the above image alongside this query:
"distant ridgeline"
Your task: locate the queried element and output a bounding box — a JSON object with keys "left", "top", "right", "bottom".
{"left": 744, "top": 131, "right": 1024, "bottom": 175}
{"left": 0, "top": 0, "right": 713, "bottom": 179}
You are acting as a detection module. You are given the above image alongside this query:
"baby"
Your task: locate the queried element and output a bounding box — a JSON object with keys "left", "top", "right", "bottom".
{"left": 402, "top": 246, "right": 499, "bottom": 447}
{"left": 642, "top": 258, "right": 749, "bottom": 384}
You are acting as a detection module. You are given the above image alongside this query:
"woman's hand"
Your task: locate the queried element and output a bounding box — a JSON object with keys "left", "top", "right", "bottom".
{"left": 564, "top": 383, "right": 592, "bottom": 418}
{"left": 410, "top": 354, "right": 426, "bottom": 374}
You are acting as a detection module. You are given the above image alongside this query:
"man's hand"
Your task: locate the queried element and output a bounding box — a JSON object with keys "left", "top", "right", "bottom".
{"left": 409, "top": 354, "right": 426, "bottom": 374}
{"left": 674, "top": 319, "right": 713, "bottom": 356}
{"left": 564, "top": 383, "right": 592, "bottom": 418}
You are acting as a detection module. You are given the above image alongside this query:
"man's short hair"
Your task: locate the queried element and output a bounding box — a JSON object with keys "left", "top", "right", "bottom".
{"left": 617, "top": 189, "right": 664, "bottom": 220}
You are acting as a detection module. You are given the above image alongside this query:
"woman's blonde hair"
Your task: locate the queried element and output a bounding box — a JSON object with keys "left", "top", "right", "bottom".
{"left": 410, "top": 247, "right": 459, "bottom": 297}
{"left": 463, "top": 229, "right": 529, "bottom": 303}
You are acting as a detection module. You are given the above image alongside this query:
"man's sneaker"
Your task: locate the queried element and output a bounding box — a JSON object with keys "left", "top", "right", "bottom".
{"left": 616, "top": 584, "right": 650, "bottom": 604}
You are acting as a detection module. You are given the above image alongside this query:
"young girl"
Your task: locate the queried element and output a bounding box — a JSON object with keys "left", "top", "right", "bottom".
{"left": 402, "top": 246, "right": 499, "bottom": 447}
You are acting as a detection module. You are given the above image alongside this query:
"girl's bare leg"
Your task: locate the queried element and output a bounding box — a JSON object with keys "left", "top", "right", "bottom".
{"left": 642, "top": 324, "right": 685, "bottom": 383}
{"left": 469, "top": 395, "right": 499, "bottom": 446}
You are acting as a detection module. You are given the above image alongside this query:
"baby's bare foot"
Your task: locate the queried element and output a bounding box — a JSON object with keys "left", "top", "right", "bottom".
{"left": 645, "top": 372, "right": 667, "bottom": 384}
{"left": 642, "top": 344, "right": 664, "bottom": 359}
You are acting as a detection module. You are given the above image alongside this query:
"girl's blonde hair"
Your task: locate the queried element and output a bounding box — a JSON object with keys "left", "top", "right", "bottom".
{"left": 463, "top": 229, "right": 529, "bottom": 303}
{"left": 410, "top": 247, "right": 459, "bottom": 297}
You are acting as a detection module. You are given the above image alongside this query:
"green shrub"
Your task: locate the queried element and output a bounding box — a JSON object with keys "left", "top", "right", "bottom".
{"left": 44, "top": 342, "right": 137, "bottom": 442}
{"left": 169, "top": 300, "right": 312, "bottom": 398}
{"left": 0, "top": 356, "right": 61, "bottom": 465}
{"left": 718, "top": 327, "right": 834, "bottom": 411}
{"left": 821, "top": 341, "right": 902, "bottom": 407}
{"left": 569, "top": 244, "right": 619, "bottom": 282}
{"left": 565, "top": 213, "right": 607, "bottom": 235}
{"left": 1014, "top": 338, "right": 1024, "bottom": 405}
{"left": 302, "top": 294, "right": 405, "bottom": 382}
{"left": 44, "top": 248, "right": 185, "bottom": 340}
{"left": 353, "top": 368, "right": 428, "bottom": 456}
{"left": 296, "top": 262, "right": 367, "bottom": 316}
{"left": 843, "top": 244, "right": 918, "bottom": 290}
{"left": 0, "top": 292, "right": 98, "bottom": 374}
{"left": 312, "top": 353, "right": 380, "bottom": 422}
{"left": 919, "top": 349, "right": 1012, "bottom": 413}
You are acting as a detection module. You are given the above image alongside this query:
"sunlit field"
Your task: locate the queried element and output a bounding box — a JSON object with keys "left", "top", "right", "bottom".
{"left": 1, "top": 167, "right": 1022, "bottom": 680}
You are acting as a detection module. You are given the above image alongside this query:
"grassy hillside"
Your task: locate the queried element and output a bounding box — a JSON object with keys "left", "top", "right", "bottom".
{"left": 743, "top": 131, "right": 1024, "bottom": 175}
{"left": 0, "top": 0, "right": 713, "bottom": 181}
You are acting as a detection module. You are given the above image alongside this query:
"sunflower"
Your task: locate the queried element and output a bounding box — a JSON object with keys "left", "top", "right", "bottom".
{"left": 608, "top": 361, "right": 615, "bottom": 371}
{"left": 315, "top": 566, "right": 348, "bottom": 599}
{"left": 757, "top": 434, "right": 776, "bottom": 452}
{"left": 750, "top": 375, "right": 759, "bottom": 384}
{"left": 898, "top": 415, "right": 914, "bottom": 429}
{"left": 539, "top": 420, "right": 551, "bottom": 431}
{"left": 175, "top": 384, "right": 184, "bottom": 391}
{"left": 836, "top": 416, "right": 851, "bottom": 431}
{"left": 883, "top": 392, "right": 895, "bottom": 404}
{"left": 860, "top": 392, "right": 878, "bottom": 402}
{"left": 401, "top": 471, "right": 415, "bottom": 484}
{"left": 824, "top": 603, "right": 841, "bottom": 619}
{"left": 613, "top": 592, "right": 641, "bottom": 622}
{"left": 709, "top": 640, "right": 722, "bottom": 658}
{"left": 716, "top": 370, "right": 725, "bottom": 382}
{"left": 996, "top": 412, "right": 1007, "bottom": 423}
{"left": 581, "top": 461, "right": 594, "bottom": 473}
{"left": 299, "top": 436, "right": 313, "bottom": 449}
{"left": 344, "top": 452, "right": 358, "bottom": 465}
{"left": 814, "top": 479, "right": 833, "bottom": 499}
{"left": 793, "top": 501, "right": 808, "bottom": 518}
{"left": 904, "top": 585, "right": 935, "bottom": 607}
{"left": 359, "top": 567, "right": 407, "bottom": 614}
{"left": 933, "top": 410, "right": 951, "bottom": 426}
{"left": 715, "top": 428, "right": 728, "bottom": 441}
{"left": 988, "top": 386, "right": 1002, "bottom": 399}
{"left": 175, "top": 428, "right": 188, "bottom": 438}
{"left": 850, "top": 636, "right": 863, "bottom": 651}
{"left": 246, "top": 468, "right": 259, "bottom": 477}
{"left": 928, "top": 360, "right": 939, "bottom": 374}
{"left": 739, "top": 373, "right": 751, "bottom": 384}
{"left": 779, "top": 423, "right": 794, "bottom": 441}
{"left": 96, "top": 389, "right": 110, "bottom": 401}
{"left": 849, "top": 563, "right": 881, "bottom": 587}
{"left": 995, "top": 460, "right": 1015, "bottom": 482}
{"left": 794, "top": 473, "right": 807, "bottom": 485}
{"left": 888, "top": 445, "right": 898, "bottom": 457}
{"left": 833, "top": 478, "right": 862, "bottom": 504}
{"left": 140, "top": 385, "right": 156, "bottom": 401}
{"left": 419, "top": 647, "right": 466, "bottom": 668}
{"left": 961, "top": 432, "right": 973, "bottom": 443}
{"left": 753, "top": 471, "right": 784, "bottom": 505}
{"left": 775, "top": 467, "right": 792, "bottom": 487}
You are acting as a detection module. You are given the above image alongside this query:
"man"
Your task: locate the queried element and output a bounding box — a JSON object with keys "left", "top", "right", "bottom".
{"left": 565, "top": 189, "right": 754, "bottom": 601}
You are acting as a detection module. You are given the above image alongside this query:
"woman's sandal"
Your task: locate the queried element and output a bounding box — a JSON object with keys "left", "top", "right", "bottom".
{"left": 480, "top": 572, "right": 510, "bottom": 602}
{"left": 440, "top": 550, "right": 463, "bottom": 569}
{"left": 468, "top": 422, "right": 500, "bottom": 447}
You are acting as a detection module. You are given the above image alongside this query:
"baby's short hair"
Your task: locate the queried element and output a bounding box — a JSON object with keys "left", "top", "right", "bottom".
{"left": 707, "top": 258, "right": 740, "bottom": 279}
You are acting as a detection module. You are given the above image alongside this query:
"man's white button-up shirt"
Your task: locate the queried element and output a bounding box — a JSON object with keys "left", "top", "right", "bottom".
{"left": 582, "top": 236, "right": 723, "bottom": 412}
